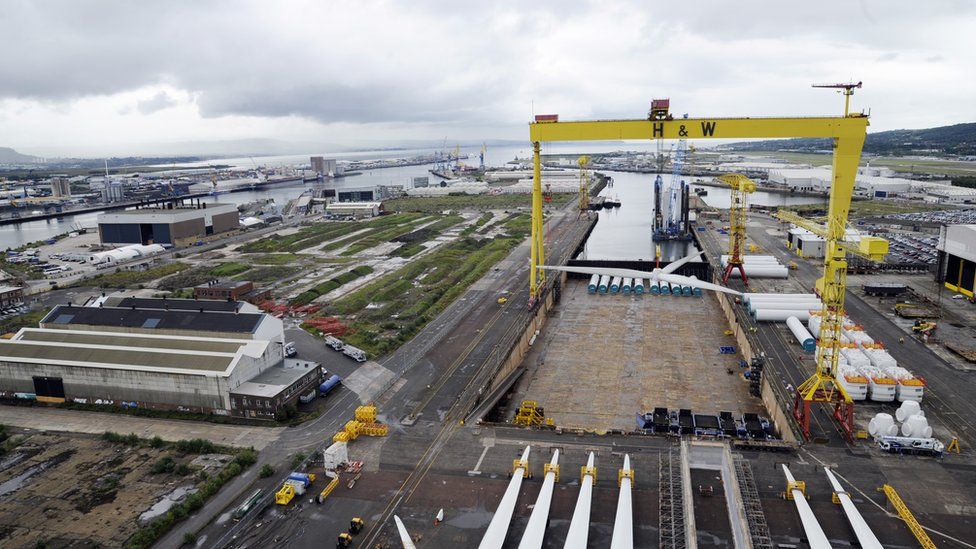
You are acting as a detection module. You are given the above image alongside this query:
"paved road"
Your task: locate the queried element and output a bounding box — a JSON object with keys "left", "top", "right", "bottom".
{"left": 0, "top": 406, "right": 284, "bottom": 449}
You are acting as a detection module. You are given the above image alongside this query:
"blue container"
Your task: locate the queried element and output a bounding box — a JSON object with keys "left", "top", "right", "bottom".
{"left": 319, "top": 374, "right": 342, "bottom": 395}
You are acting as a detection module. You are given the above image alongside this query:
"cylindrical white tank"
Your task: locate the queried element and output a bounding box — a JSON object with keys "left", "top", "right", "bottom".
{"left": 721, "top": 255, "right": 781, "bottom": 264}
{"left": 599, "top": 275, "right": 610, "bottom": 294}
{"left": 725, "top": 265, "right": 790, "bottom": 279}
{"left": 754, "top": 309, "right": 814, "bottom": 322}
{"left": 868, "top": 413, "right": 895, "bottom": 437}
{"left": 895, "top": 400, "right": 922, "bottom": 422}
{"left": 744, "top": 293, "right": 814, "bottom": 301}
{"left": 588, "top": 274, "right": 600, "bottom": 294}
{"left": 749, "top": 300, "right": 822, "bottom": 313}
{"left": 786, "top": 316, "right": 816, "bottom": 352}
{"left": 660, "top": 281, "right": 671, "bottom": 294}
{"left": 610, "top": 276, "right": 622, "bottom": 294}
{"left": 634, "top": 278, "right": 645, "bottom": 295}
{"left": 622, "top": 277, "right": 633, "bottom": 294}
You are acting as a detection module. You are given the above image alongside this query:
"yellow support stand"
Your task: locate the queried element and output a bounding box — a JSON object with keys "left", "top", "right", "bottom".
{"left": 785, "top": 480, "right": 806, "bottom": 500}
{"left": 333, "top": 431, "right": 350, "bottom": 443}
{"left": 355, "top": 405, "right": 377, "bottom": 423}
{"left": 618, "top": 467, "right": 634, "bottom": 488}
{"left": 318, "top": 476, "right": 340, "bottom": 502}
{"left": 544, "top": 461, "right": 560, "bottom": 483}
{"left": 513, "top": 400, "right": 545, "bottom": 426}
{"left": 513, "top": 457, "right": 529, "bottom": 478}
{"left": 275, "top": 484, "right": 296, "bottom": 505}
{"left": 948, "top": 437, "right": 961, "bottom": 453}
{"left": 882, "top": 484, "right": 936, "bottom": 549}
{"left": 581, "top": 465, "right": 597, "bottom": 485}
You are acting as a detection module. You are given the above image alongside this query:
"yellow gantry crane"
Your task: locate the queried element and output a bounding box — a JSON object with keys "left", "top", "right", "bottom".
{"left": 529, "top": 90, "right": 869, "bottom": 439}
{"left": 719, "top": 174, "right": 756, "bottom": 284}
{"left": 577, "top": 155, "right": 591, "bottom": 213}
{"left": 775, "top": 209, "right": 889, "bottom": 263}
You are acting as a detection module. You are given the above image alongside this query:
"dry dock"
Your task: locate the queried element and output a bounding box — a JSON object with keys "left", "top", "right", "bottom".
{"left": 508, "top": 278, "right": 762, "bottom": 431}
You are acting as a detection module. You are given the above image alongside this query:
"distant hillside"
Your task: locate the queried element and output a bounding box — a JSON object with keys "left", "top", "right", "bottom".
{"left": 725, "top": 122, "right": 976, "bottom": 156}
{"left": 0, "top": 147, "right": 40, "bottom": 164}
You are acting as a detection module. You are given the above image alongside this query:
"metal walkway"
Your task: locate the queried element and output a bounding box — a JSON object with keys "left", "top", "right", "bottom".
{"left": 658, "top": 448, "right": 687, "bottom": 549}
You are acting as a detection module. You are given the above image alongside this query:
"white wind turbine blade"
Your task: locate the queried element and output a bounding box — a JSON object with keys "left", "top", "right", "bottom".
{"left": 539, "top": 265, "right": 659, "bottom": 280}
{"left": 658, "top": 273, "right": 742, "bottom": 296}
{"left": 659, "top": 250, "right": 704, "bottom": 275}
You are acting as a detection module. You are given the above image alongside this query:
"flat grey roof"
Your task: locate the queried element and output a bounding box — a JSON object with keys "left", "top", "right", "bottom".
{"left": 41, "top": 305, "right": 262, "bottom": 334}
{"left": 18, "top": 329, "right": 245, "bottom": 354}
{"left": 231, "top": 360, "right": 321, "bottom": 398}
{"left": 112, "top": 297, "right": 244, "bottom": 313}
{"left": 0, "top": 341, "right": 234, "bottom": 372}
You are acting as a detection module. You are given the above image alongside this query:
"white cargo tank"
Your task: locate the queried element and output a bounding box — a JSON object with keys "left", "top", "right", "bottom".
{"left": 857, "top": 366, "right": 897, "bottom": 402}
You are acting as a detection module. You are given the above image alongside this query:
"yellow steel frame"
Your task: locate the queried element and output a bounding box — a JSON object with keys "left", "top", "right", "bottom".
{"left": 776, "top": 209, "right": 889, "bottom": 262}
{"left": 882, "top": 484, "right": 937, "bottom": 549}
{"left": 529, "top": 111, "right": 869, "bottom": 439}
{"left": 578, "top": 155, "right": 591, "bottom": 213}
{"left": 718, "top": 174, "right": 756, "bottom": 283}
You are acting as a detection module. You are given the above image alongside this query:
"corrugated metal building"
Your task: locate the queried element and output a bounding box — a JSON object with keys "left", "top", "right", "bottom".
{"left": 938, "top": 224, "right": 976, "bottom": 297}
{"left": 97, "top": 202, "right": 239, "bottom": 246}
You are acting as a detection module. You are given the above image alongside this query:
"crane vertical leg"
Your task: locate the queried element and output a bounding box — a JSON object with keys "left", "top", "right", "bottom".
{"left": 530, "top": 141, "right": 541, "bottom": 301}
{"left": 794, "top": 135, "right": 863, "bottom": 442}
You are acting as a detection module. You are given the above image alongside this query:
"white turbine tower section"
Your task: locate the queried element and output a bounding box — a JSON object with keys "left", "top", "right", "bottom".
{"left": 479, "top": 445, "right": 531, "bottom": 549}
{"left": 782, "top": 465, "right": 831, "bottom": 549}
{"left": 610, "top": 454, "right": 634, "bottom": 549}
{"left": 393, "top": 515, "right": 418, "bottom": 549}
{"left": 564, "top": 452, "right": 596, "bottom": 549}
{"left": 517, "top": 450, "right": 560, "bottom": 549}
{"left": 823, "top": 468, "right": 883, "bottom": 549}
{"left": 541, "top": 251, "right": 743, "bottom": 296}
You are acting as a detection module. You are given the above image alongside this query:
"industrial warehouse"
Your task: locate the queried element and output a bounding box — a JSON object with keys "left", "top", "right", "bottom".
{"left": 0, "top": 298, "right": 323, "bottom": 417}
{"left": 97, "top": 200, "right": 239, "bottom": 246}
{"left": 938, "top": 223, "right": 976, "bottom": 296}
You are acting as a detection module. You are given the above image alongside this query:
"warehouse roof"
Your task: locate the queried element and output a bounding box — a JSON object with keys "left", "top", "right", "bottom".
{"left": 17, "top": 328, "right": 246, "bottom": 354}
{"left": 40, "top": 305, "right": 263, "bottom": 334}
{"left": 0, "top": 328, "right": 269, "bottom": 375}
{"left": 231, "top": 359, "right": 321, "bottom": 398}
{"left": 111, "top": 296, "right": 245, "bottom": 313}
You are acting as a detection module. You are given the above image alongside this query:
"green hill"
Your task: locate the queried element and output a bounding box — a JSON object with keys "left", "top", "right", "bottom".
{"left": 726, "top": 122, "right": 976, "bottom": 156}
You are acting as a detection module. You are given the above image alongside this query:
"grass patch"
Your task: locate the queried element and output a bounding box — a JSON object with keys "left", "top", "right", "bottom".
{"left": 249, "top": 253, "right": 302, "bottom": 265}
{"left": 88, "top": 262, "right": 190, "bottom": 289}
{"left": 157, "top": 262, "right": 254, "bottom": 291}
{"left": 383, "top": 193, "right": 575, "bottom": 213}
{"left": 338, "top": 215, "right": 434, "bottom": 256}
{"left": 241, "top": 213, "right": 425, "bottom": 254}
{"left": 325, "top": 233, "right": 522, "bottom": 357}
{"left": 290, "top": 265, "right": 375, "bottom": 306}
{"left": 236, "top": 265, "right": 301, "bottom": 283}
{"left": 0, "top": 310, "right": 45, "bottom": 335}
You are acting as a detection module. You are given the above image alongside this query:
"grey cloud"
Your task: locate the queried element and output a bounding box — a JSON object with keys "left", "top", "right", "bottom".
{"left": 137, "top": 91, "right": 178, "bottom": 114}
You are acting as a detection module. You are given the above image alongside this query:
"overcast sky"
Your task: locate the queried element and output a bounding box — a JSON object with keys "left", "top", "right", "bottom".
{"left": 2, "top": 0, "right": 973, "bottom": 156}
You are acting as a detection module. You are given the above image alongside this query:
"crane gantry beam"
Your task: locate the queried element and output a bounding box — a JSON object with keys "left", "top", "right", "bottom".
{"left": 776, "top": 209, "right": 889, "bottom": 262}
{"left": 529, "top": 101, "right": 869, "bottom": 440}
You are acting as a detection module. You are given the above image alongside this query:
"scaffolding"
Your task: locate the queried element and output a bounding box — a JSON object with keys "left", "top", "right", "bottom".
{"left": 734, "top": 457, "right": 773, "bottom": 549}
{"left": 658, "top": 449, "right": 687, "bottom": 549}
{"left": 513, "top": 400, "right": 546, "bottom": 426}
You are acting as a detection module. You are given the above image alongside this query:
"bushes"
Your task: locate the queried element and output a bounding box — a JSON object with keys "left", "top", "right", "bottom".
{"left": 174, "top": 438, "right": 217, "bottom": 454}
{"left": 259, "top": 464, "right": 275, "bottom": 478}
{"left": 102, "top": 432, "right": 141, "bottom": 446}
{"left": 289, "top": 266, "right": 374, "bottom": 306}
{"left": 88, "top": 262, "right": 190, "bottom": 289}
{"left": 151, "top": 456, "right": 176, "bottom": 474}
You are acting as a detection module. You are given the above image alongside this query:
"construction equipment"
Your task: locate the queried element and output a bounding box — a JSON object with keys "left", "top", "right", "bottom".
{"left": 812, "top": 81, "right": 862, "bottom": 116}
{"left": 336, "top": 532, "right": 354, "bottom": 548}
{"left": 788, "top": 261, "right": 798, "bottom": 270}
{"left": 577, "top": 155, "right": 591, "bottom": 213}
{"left": 776, "top": 209, "right": 888, "bottom": 262}
{"left": 912, "top": 320, "right": 937, "bottom": 336}
{"left": 719, "top": 174, "right": 757, "bottom": 284}
{"left": 350, "top": 517, "right": 364, "bottom": 533}
{"left": 513, "top": 400, "right": 545, "bottom": 426}
{"left": 275, "top": 483, "right": 296, "bottom": 505}
{"left": 497, "top": 296, "right": 508, "bottom": 305}
{"left": 881, "top": 484, "right": 936, "bottom": 549}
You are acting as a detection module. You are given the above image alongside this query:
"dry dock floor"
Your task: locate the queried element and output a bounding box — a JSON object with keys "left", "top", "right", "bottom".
{"left": 516, "top": 279, "right": 762, "bottom": 431}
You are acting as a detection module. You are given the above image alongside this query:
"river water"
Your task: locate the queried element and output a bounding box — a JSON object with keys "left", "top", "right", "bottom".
{"left": 577, "top": 170, "right": 826, "bottom": 261}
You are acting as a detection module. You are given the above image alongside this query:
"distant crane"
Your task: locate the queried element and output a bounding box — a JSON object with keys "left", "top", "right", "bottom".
{"left": 720, "top": 174, "right": 756, "bottom": 285}
{"left": 812, "top": 81, "right": 862, "bottom": 116}
{"left": 577, "top": 155, "right": 590, "bottom": 214}
{"left": 480, "top": 143, "right": 487, "bottom": 171}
